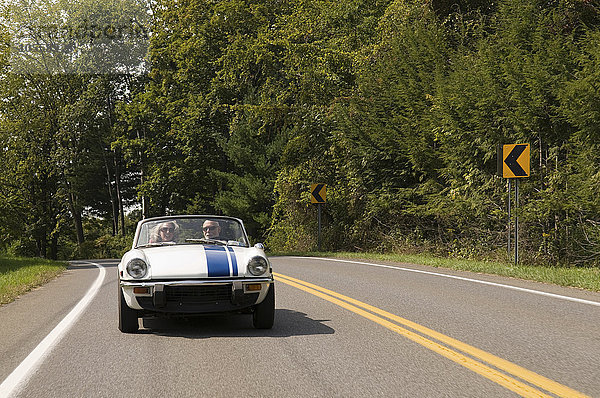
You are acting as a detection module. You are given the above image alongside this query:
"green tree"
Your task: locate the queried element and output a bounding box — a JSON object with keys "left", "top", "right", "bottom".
{"left": 0, "top": 0, "right": 147, "bottom": 256}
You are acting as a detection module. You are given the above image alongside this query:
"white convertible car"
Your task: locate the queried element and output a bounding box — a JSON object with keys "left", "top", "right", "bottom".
{"left": 118, "top": 215, "right": 274, "bottom": 333}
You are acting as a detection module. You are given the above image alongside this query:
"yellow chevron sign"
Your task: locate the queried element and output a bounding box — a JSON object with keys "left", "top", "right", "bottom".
{"left": 502, "top": 144, "right": 530, "bottom": 178}
{"left": 310, "top": 184, "right": 326, "bottom": 203}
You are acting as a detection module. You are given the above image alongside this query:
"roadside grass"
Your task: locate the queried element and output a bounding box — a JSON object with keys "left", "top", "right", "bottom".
{"left": 0, "top": 256, "right": 67, "bottom": 306}
{"left": 271, "top": 251, "right": 600, "bottom": 292}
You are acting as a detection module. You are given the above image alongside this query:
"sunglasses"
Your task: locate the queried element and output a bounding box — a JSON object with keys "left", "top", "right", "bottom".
{"left": 160, "top": 227, "right": 174, "bottom": 233}
{"left": 203, "top": 226, "right": 218, "bottom": 231}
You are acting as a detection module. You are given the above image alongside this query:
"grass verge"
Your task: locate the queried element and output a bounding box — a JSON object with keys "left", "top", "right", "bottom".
{"left": 271, "top": 251, "right": 600, "bottom": 292}
{"left": 0, "top": 256, "right": 68, "bottom": 306}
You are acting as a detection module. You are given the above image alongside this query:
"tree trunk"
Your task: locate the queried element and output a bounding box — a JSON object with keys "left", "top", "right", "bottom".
{"left": 104, "top": 152, "right": 118, "bottom": 235}
{"left": 114, "top": 155, "right": 126, "bottom": 235}
{"left": 139, "top": 127, "right": 148, "bottom": 219}
{"left": 71, "top": 193, "right": 85, "bottom": 245}
{"left": 36, "top": 237, "right": 45, "bottom": 258}
{"left": 64, "top": 175, "right": 85, "bottom": 245}
{"left": 49, "top": 221, "right": 58, "bottom": 260}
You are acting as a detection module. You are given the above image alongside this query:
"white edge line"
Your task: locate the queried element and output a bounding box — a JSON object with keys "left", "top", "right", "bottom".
{"left": 0, "top": 261, "right": 106, "bottom": 398}
{"left": 285, "top": 256, "right": 600, "bottom": 307}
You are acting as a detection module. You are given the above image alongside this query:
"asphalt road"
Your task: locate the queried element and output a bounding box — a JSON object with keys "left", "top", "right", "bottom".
{"left": 1, "top": 256, "right": 600, "bottom": 397}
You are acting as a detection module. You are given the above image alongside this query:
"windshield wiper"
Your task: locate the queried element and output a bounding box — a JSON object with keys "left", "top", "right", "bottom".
{"left": 185, "top": 238, "right": 228, "bottom": 245}
{"left": 136, "top": 241, "right": 177, "bottom": 248}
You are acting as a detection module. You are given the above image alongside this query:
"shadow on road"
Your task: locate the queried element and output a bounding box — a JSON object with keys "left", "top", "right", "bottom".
{"left": 139, "top": 309, "right": 335, "bottom": 338}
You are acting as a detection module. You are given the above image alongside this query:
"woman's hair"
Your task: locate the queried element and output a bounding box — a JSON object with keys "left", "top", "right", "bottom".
{"left": 149, "top": 221, "right": 180, "bottom": 242}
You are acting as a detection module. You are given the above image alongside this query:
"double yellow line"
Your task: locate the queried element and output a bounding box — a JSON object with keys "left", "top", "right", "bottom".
{"left": 274, "top": 272, "right": 588, "bottom": 398}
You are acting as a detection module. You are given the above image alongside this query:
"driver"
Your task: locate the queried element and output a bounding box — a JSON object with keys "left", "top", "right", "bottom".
{"left": 202, "top": 220, "right": 222, "bottom": 240}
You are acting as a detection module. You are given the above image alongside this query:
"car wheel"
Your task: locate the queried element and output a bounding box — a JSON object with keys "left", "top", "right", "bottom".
{"left": 252, "top": 284, "right": 275, "bottom": 329}
{"left": 118, "top": 285, "right": 139, "bottom": 333}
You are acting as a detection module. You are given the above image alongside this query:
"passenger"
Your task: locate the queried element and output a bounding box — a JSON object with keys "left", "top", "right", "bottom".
{"left": 150, "top": 221, "right": 179, "bottom": 243}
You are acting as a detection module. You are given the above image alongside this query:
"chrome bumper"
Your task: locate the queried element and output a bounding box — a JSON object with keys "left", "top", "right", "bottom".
{"left": 120, "top": 277, "right": 274, "bottom": 313}
{"left": 120, "top": 277, "right": 273, "bottom": 291}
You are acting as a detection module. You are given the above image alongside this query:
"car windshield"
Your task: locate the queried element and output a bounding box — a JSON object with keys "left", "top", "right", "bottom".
{"left": 134, "top": 216, "right": 249, "bottom": 248}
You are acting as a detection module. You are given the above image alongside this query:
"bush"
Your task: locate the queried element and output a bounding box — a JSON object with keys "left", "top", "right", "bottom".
{"left": 94, "top": 234, "right": 132, "bottom": 259}
{"left": 70, "top": 234, "right": 132, "bottom": 260}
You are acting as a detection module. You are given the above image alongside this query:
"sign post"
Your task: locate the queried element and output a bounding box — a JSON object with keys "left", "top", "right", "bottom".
{"left": 515, "top": 178, "right": 519, "bottom": 264}
{"left": 498, "top": 144, "right": 530, "bottom": 265}
{"left": 507, "top": 178, "right": 511, "bottom": 256}
{"left": 310, "top": 184, "right": 326, "bottom": 251}
{"left": 318, "top": 204, "right": 321, "bottom": 251}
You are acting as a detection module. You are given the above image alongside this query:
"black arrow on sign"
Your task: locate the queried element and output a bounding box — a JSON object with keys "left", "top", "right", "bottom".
{"left": 504, "top": 144, "right": 527, "bottom": 177}
{"left": 311, "top": 184, "right": 325, "bottom": 203}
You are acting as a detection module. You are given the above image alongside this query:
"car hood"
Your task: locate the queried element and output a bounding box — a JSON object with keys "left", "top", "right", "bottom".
{"left": 142, "top": 244, "right": 244, "bottom": 279}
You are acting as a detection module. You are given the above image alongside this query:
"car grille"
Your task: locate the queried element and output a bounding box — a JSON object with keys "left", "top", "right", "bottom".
{"left": 166, "top": 284, "right": 231, "bottom": 304}
{"left": 136, "top": 283, "right": 260, "bottom": 313}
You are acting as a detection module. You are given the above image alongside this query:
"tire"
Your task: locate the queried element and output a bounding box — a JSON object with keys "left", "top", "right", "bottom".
{"left": 252, "top": 284, "right": 275, "bottom": 329}
{"left": 118, "top": 285, "right": 139, "bottom": 333}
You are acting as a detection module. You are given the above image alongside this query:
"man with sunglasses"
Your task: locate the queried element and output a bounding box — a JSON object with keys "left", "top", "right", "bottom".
{"left": 202, "top": 219, "right": 223, "bottom": 240}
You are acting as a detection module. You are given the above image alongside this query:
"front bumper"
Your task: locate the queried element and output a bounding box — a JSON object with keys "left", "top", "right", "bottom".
{"left": 120, "top": 278, "right": 273, "bottom": 314}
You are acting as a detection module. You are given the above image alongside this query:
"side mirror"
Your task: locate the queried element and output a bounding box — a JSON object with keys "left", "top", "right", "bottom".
{"left": 254, "top": 243, "right": 265, "bottom": 250}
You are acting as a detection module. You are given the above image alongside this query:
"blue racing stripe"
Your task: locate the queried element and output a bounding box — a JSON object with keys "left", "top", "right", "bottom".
{"left": 227, "top": 247, "right": 238, "bottom": 276}
{"left": 205, "top": 246, "right": 230, "bottom": 277}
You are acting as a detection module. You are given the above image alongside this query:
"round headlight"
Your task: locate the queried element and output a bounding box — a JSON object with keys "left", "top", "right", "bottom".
{"left": 126, "top": 259, "right": 148, "bottom": 279}
{"left": 248, "top": 256, "right": 268, "bottom": 276}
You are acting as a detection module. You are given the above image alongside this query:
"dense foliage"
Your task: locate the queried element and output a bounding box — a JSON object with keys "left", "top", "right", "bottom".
{"left": 0, "top": 0, "right": 598, "bottom": 265}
